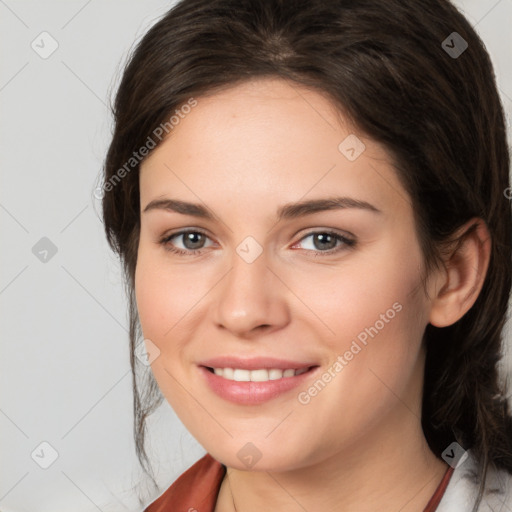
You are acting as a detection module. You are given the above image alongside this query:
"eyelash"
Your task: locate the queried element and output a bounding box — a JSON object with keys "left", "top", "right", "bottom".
{"left": 158, "top": 229, "right": 356, "bottom": 257}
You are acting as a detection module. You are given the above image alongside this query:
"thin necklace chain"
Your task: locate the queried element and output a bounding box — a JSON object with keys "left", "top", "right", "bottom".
{"left": 227, "top": 470, "right": 238, "bottom": 512}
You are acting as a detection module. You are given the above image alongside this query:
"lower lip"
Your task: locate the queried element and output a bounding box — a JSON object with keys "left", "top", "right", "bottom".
{"left": 199, "top": 366, "right": 318, "bottom": 405}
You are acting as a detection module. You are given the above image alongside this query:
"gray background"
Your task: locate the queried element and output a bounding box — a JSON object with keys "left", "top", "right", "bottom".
{"left": 1, "top": 1, "right": 511, "bottom": 511}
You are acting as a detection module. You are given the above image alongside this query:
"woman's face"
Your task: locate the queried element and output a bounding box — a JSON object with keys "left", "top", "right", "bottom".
{"left": 135, "top": 77, "right": 434, "bottom": 471}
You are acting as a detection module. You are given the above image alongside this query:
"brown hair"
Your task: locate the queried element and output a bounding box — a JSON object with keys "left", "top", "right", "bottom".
{"left": 100, "top": 0, "right": 512, "bottom": 508}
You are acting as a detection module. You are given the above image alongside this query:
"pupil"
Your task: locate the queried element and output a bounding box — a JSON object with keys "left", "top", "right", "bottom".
{"left": 314, "top": 233, "right": 335, "bottom": 250}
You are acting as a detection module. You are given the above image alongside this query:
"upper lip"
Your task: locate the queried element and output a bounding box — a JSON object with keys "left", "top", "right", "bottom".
{"left": 199, "top": 356, "right": 317, "bottom": 370}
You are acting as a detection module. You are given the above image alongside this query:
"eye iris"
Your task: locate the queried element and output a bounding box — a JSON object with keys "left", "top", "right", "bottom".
{"left": 314, "top": 233, "right": 336, "bottom": 250}
{"left": 183, "top": 232, "right": 204, "bottom": 249}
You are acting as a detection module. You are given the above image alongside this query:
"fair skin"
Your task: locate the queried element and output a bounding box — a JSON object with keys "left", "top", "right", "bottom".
{"left": 135, "top": 77, "right": 490, "bottom": 511}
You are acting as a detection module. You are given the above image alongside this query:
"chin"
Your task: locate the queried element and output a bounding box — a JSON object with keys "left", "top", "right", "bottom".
{"left": 206, "top": 439, "right": 317, "bottom": 473}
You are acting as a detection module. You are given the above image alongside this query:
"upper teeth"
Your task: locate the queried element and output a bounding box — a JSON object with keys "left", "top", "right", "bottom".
{"left": 212, "top": 367, "right": 309, "bottom": 382}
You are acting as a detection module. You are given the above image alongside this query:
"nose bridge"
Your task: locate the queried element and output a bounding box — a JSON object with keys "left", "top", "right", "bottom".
{"left": 213, "top": 241, "right": 289, "bottom": 335}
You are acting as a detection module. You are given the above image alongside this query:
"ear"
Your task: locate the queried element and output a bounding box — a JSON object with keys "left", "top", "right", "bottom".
{"left": 428, "top": 218, "right": 491, "bottom": 328}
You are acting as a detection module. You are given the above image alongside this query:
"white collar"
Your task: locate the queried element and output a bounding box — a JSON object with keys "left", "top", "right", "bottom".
{"left": 436, "top": 450, "right": 512, "bottom": 511}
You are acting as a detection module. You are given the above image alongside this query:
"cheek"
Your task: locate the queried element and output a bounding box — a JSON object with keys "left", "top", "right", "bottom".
{"left": 289, "top": 230, "right": 427, "bottom": 354}
{"left": 134, "top": 247, "right": 196, "bottom": 410}
{"left": 134, "top": 241, "right": 203, "bottom": 341}
{"left": 134, "top": 241, "right": 218, "bottom": 400}
{"left": 134, "top": 257, "right": 169, "bottom": 340}
{"left": 288, "top": 297, "right": 427, "bottom": 465}
{"left": 293, "top": 235, "right": 428, "bottom": 415}
{"left": 134, "top": 246, "right": 190, "bottom": 388}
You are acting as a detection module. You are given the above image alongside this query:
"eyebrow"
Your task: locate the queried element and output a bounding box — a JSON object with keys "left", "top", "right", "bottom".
{"left": 143, "top": 196, "right": 381, "bottom": 220}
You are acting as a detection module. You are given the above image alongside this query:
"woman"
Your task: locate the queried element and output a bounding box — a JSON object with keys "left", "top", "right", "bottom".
{"left": 100, "top": 0, "right": 512, "bottom": 510}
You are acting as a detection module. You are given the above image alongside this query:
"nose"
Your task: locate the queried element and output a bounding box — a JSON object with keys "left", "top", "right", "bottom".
{"left": 213, "top": 248, "right": 291, "bottom": 338}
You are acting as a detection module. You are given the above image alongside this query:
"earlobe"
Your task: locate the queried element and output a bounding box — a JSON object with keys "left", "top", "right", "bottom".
{"left": 428, "top": 218, "right": 491, "bottom": 328}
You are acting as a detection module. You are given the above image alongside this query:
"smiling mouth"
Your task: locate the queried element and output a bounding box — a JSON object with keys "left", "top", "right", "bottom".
{"left": 204, "top": 366, "right": 317, "bottom": 382}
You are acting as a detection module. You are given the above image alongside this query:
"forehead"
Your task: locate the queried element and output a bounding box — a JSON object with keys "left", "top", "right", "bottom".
{"left": 139, "top": 77, "right": 410, "bottom": 220}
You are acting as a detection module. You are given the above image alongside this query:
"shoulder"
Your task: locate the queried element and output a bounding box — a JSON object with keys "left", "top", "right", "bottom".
{"left": 143, "top": 453, "right": 226, "bottom": 512}
{"left": 437, "top": 450, "right": 512, "bottom": 512}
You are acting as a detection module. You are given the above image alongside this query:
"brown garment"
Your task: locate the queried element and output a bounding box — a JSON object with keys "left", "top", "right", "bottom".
{"left": 143, "top": 453, "right": 454, "bottom": 511}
